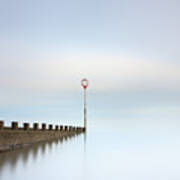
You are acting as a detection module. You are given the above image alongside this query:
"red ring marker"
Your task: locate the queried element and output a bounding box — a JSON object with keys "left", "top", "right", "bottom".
{"left": 81, "top": 78, "right": 89, "bottom": 89}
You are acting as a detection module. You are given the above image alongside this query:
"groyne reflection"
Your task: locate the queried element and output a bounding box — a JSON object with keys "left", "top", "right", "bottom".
{"left": 0, "top": 133, "right": 83, "bottom": 175}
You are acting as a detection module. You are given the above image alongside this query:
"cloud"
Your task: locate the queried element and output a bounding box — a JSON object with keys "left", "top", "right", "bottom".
{"left": 0, "top": 52, "right": 179, "bottom": 93}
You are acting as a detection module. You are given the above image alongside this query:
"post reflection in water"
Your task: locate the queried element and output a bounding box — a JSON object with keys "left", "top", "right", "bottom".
{"left": 82, "top": 132, "right": 87, "bottom": 180}
{"left": 0, "top": 132, "right": 83, "bottom": 179}
{"left": 1, "top": 124, "right": 180, "bottom": 180}
{"left": 84, "top": 132, "right": 87, "bottom": 153}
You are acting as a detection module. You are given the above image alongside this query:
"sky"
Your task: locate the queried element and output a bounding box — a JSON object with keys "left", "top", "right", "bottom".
{"left": 0, "top": 0, "right": 180, "bottom": 128}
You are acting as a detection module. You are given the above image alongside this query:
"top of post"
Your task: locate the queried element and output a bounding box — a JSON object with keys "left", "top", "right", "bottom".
{"left": 81, "top": 78, "right": 89, "bottom": 89}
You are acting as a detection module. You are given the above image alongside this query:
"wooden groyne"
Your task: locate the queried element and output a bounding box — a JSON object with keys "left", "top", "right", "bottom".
{"left": 0, "top": 121, "right": 85, "bottom": 153}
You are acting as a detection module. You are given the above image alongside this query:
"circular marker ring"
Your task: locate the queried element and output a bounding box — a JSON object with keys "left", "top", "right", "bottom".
{"left": 81, "top": 78, "right": 89, "bottom": 89}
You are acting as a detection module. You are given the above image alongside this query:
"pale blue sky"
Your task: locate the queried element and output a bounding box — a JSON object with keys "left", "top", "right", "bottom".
{"left": 0, "top": 0, "right": 180, "bottom": 128}
{"left": 0, "top": 0, "right": 179, "bottom": 57}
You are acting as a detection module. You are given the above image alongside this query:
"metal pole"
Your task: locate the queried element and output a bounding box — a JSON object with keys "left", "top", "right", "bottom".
{"left": 84, "top": 89, "right": 87, "bottom": 130}
{"left": 81, "top": 78, "right": 88, "bottom": 131}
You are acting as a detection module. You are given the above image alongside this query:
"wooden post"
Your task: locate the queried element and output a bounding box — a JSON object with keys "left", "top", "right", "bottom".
{"left": 42, "top": 123, "right": 46, "bottom": 130}
{"left": 23, "top": 123, "right": 29, "bottom": 130}
{"left": 60, "top": 126, "right": 63, "bottom": 131}
{"left": 12, "top": 122, "right": 18, "bottom": 130}
{"left": 55, "top": 125, "right": 59, "bottom": 130}
{"left": 64, "top": 126, "right": 68, "bottom": 131}
{"left": 0, "top": 121, "right": 4, "bottom": 130}
{"left": 49, "top": 124, "right": 53, "bottom": 130}
{"left": 33, "top": 123, "right": 39, "bottom": 130}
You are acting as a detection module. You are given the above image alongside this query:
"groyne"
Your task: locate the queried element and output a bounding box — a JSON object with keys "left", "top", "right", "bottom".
{"left": 0, "top": 121, "right": 84, "bottom": 153}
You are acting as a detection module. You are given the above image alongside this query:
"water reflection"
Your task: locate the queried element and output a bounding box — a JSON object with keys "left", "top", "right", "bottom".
{"left": 0, "top": 132, "right": 83, "bottom": 176}
{"left": 1, "top": 125, "right": 180, "bottom": 180}
{"left": 83, "top": 132, "right": 87, "bottom": 153}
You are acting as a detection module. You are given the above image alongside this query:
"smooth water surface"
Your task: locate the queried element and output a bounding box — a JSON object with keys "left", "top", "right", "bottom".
{"left": 0, "top": 119, "right": 180, "bottom": 180}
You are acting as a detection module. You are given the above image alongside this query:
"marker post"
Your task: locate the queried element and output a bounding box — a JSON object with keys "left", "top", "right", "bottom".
{"left": 81, "top": 79, "right": 89, "bottom": 131}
